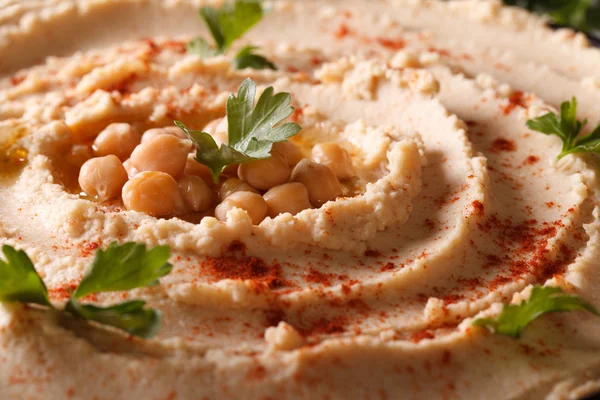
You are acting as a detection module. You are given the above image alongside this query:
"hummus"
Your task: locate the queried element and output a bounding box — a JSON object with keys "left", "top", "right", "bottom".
{"left": 1, "top": 0, "right": 600, "bottom": 399}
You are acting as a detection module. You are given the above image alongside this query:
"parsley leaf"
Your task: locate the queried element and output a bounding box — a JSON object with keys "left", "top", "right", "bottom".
{"left": 174, "top": 121, "right": 253, "bottom": 183}
{"left": 226, "top": 79, "right": 301, "bottom": 156}
{"left": 201, "top": 0, "right": 263, "bottom": 53}
{"left": 0, "top": 242, "right": 172, "bottom": 338}
{"left": 186, "top": 37, "right": 218, "bottom": 58}
{"left": 473, "top": 285, "right": 599, "bottom": 338}
{"left": 549, "top": 0, "right": 591, "bottom": 31}
{"left": 65, "top": 299, "right": 161, "bottom": 338}
{"left": 187, "top": 0, "right": 276, "bottom": 70}
{"left": 234, "top": 45, "right": 277, "bottom": 70}
{"left": 73, "top": 242, "right": 172, "bottom": 299}
{"left": 176, "top": 78, "right": 301, "bottom": 183}
{"left": 504, "top": 0, "right": 598, "bottom": 32}
{"left": 0, "top": 245, "right": 51, "bottom": 307}
{"left": 527, "top": 97, "right": 600, "bottom": 159}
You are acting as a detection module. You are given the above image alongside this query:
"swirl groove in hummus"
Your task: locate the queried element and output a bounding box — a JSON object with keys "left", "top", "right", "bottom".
{"left": 1, "top": 0, "right": 600, "bottom": 399}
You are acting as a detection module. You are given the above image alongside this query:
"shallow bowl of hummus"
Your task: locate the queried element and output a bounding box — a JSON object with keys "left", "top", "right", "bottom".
{"left": 1, "top": 0, "right": 600, "bottom": 399}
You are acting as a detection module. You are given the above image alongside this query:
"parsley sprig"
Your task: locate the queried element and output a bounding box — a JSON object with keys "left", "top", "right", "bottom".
{"left": 0, "top": 245, "right": 52, "bottom": 307}
{"left": 0, "top": 242, "right": 172, "bottom": 338}
{"left": 527, "top": 97, "right": 600, "bottom": 159}
{"left": 473, "top": 285, "right": 599, "bottom": 338}
{"left": 175, "top": 78, "right": 301, "bottom": 183}
{"left": 187, "top": 0, "right": 276, "bottom": 70}
{"left": 233, "top": 45, "right": 277, "bottom": 70}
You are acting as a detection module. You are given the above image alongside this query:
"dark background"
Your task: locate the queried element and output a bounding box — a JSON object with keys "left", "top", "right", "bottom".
{"left": 503, "top": 0, "right": 600, "bottom": 41}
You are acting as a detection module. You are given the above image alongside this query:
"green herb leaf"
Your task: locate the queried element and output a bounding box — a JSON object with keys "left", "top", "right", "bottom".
{"left": 187, "top": 0, "right": 277, "bottom": 70}
{"left": 226, "top": 78, "right": 301, "bottom": 157}
{"left": 176, "top": 78, "right": 301, "bottom": 183}
{"left": 174, "top": 121, "right": 253, "bottom": 183}
{"left": 73, "top": 242, "right": 172, "bottom": 299}
{"left": 526, "top": 97, "right": 600, "bottom": 159}
{"left": 473, "top": 285, "right": 599, "bottom": 338}
{"left": 503, "top": 0, "right": 597, "bottom": 32}
{"left": 549, "top": 0, "right": 592, "bottom": 31}
{"left": 200, "top": 0, "right": 264, "bottom": 53}
{"left": 233, "top": 45, "right": 277, "bottom": 70}
{"left": 186, "top": 37, "right": 219, "bottom": 58}
{"left": 0, "top": 242, "right": 171, "bottom": 339}
{"left": 0, "top": 245, "right": 51, "bottom": 307}
{"left": 200, "top": 5, "right": 227, "bottom": 51}
{"left": 66, "top": 299, "right": 160, "bottom": 338}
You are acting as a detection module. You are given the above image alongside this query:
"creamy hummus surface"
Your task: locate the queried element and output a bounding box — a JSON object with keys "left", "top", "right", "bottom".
{"left": 2, "top": 0, "right": 600, "bottom": 398}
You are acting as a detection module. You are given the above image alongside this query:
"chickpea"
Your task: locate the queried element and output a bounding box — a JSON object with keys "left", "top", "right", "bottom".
{"left": 130, "top": 134, "right": 189, "bottom": 178}
{"left": 93, "top": 123, "right": 141, "bottom": 161}
{"left": 215, "top": 191, "right": 267, "bottom": 225}
{"left": 263, "top": 182, "right": 311, "bottom": 218}
{"left": 141, "top": 126, "right": 188, "bottom": 143}
{"left": 218, "top": 177, "right": 259, "bottom": 201}
{"left": 78, "top": 155, "right": 128, "bottom": 201}
{"left": 141, "top": 128, "right": 164, "bottom": 143}
{"left": 291, "top": 159, "right": 342, "bottom": 207}
{"left": 238, "top": 152, "right": 290, "bottom": 190}
{"left": 122, "top": 158, "right": 139, "bottom": 178}
{"left": 202, "top": 117, "right": 224, "bottom": 134}
{"left": 212, "top": 131, "right": 228, "bottom": 147}
{"left": 178, "top": 175, "right": 213, "bottom": 212}
{"left": 203, "top": 117, "right": 228, "bottom": 146}
{"left": 311, "top": 142, "right": 354, "bottom": 180}
{"left": 273, "top": 141, "right": 303, "bottom": 167}
{"left": 221, "top": 163, "right": 239, "bottom": 178}
{"left": 184, "top": 155, "right": 214, "bottom": 186}
{"left": 67, "top": 144, "right": 93, "bottom": 168}
{"left": 164, "top": 126, "right": 189, "bottom": 140}
{"left": 122, "top": 171, "right": 185, "bottom": 216}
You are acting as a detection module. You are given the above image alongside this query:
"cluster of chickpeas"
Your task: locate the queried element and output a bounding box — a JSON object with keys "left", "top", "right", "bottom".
{"left": 76, "top": 118, "right": 355, "bottom": 225}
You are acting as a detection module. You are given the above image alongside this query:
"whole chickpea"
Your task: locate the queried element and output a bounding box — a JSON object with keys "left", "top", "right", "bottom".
{"left": 203, "top": 117, "right": 228, "bottom": 146}
{"left": 93, "top": 123, "right": 141, "bottom": 161}
{"left": 178, "top": 175, "right": 213, "bottom": 212}
{"left": 122, "top": 158, "right": 139, "bottom": 178}
{"left": 221, "top": 163, "right": 239, "bottom": 178}
{"left": 122, "top": 171, "right": 185, "bottom": 217}
{"left": 78, "top": 155, "right": 128, "bottom": 201}
{"left": 67, "top": 145, "right": 93, "bottom": 168}
{"left": 141, "top": 128, "right": 164, "bottom": 144}
{"left": 215, "top": 191, "right": 267, "bottom": 225}
{"left": 311, "top": 142, "right": 354, "bottom": 180}
{"left": 263, "top": 182, "right": 311, "bottom": 218}
{"left": 212, "top": 131, "right": 228, "bottom": 147}
{"left": 273, "top": 141, "right": 304, "bottom": 167}
{"left": 291, "top": 159, "right": 342, "bottom": 207}
{"left": 238, "top": 152, "right": 290, "bottom": 190}
{"left": 218, "top": 177, "right": 259, "bottom": 201}
{"left": 141, "top": 126, "right": 188, "bottom": 143}
{"left": 184, "top": 155, "right": 214, "bottom": 186}
{"left": 164, "top": 126, "right": 189, "bottom": 139}
{"left": 130, "top": 134, "right": 189, "bottom": 178}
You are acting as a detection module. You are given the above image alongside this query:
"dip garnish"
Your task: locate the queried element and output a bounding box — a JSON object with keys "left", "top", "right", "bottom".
{"left": 549, "top": 0, "right": 596, "bottom": 31}
{"left": 233, "top": 45, "right": 277, "bottom": 70}
{"left": 175, "top": 78, "right": 301, "bottom": 183}
{"left": 473, "top": 285, "right": 599, "bottom": 338}
{"left": 0, "top": 242, "right": 172, "bottom": 338}
{"left": 527, "top": 97, "right": 600, "bottom": 159}
{"left": 187, "top": 0, "right": 276, "bottom": 70}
